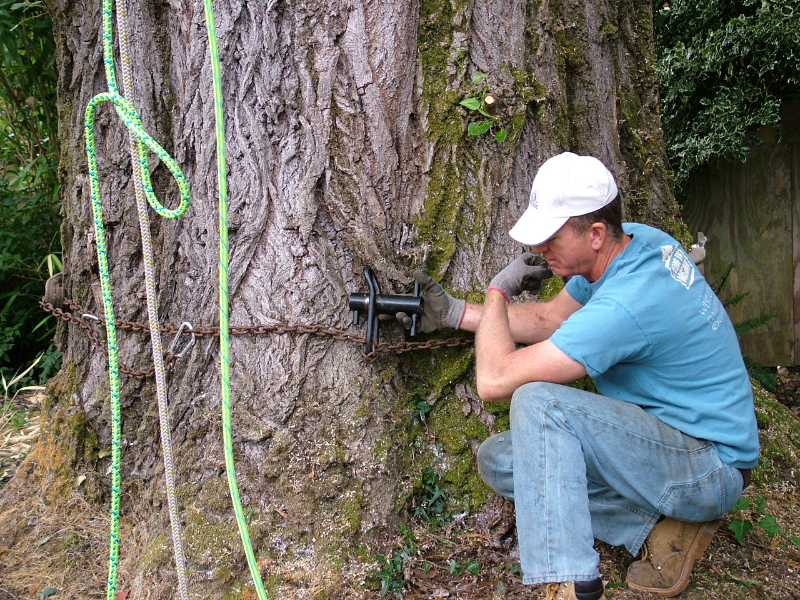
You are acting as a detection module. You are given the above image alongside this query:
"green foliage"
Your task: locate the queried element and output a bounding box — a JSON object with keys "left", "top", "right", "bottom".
{"left": 654, "top": 0, "right": 800, "bottom": 189}
{"left": 414, "top": 467, "right": 452, "bottom": 528}
{"left": 743, "top": 356, "right": 778, "bottom": 391}
{"left": 728, "top": 494, "right": 800, "bottom": 551}
{"left": 0, "top": 0, "right": 61, "bottom": 383}
{"left": 447, "top": 557, "right": 480, "bottom": 576}
{"left": 1, "top": 399, "right": 27, "bottom": 430}
{"left": 370, "top": 525, "right": 418, "bottom": 598}
{"left": 368, "top": 469, "right": 458, "bottom": 596}
{"left": 459, "top": 71, "right": 509, "bottom": 143}
{"left": 411, "top": 394, "right": 433, "bottom": 425}
{"left": 507, "top": 561, "right": 523, "bottom": 577}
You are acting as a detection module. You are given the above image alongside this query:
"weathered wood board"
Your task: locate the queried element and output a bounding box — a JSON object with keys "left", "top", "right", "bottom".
{"left": 683, "top": 143, "right": 797, "bottom": 366}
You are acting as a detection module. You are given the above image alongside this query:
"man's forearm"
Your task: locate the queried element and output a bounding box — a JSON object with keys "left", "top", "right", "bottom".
{"left": 475, "top": 289, "right": 517, "bottom": 401}
{"left": 459, "top": 299, "right": 562, "bottom": 344}
{"left": 474, "top": 290, "right": 589, "bottom": 401}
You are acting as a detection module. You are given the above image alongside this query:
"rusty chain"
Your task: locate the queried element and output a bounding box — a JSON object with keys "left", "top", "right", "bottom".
{"left": 40, "top": 298, "right": 474, "bottom": 378}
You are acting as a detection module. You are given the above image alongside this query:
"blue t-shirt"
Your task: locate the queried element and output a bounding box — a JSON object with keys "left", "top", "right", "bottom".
{"left": 550, "top": 223, "right": 759, "bottom": 468}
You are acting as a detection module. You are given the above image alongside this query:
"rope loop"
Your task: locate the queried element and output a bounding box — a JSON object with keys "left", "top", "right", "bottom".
{"left": 84, "top": 91, "right": 190, "bottom": 219}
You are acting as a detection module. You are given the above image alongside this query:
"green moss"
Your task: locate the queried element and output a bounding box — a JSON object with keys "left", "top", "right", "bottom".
{"left": 38, "top": 381, "right": 101, "bottom": 498}
{"left": 412, "top": 346, "right": 474, "bottom": 402}
{"left": 139, "top": 528, "right": 172, "bottom": 576}
{"left": 552, "top": 102, "right": 571, "bottom": 149}
{"left": 66, "top": 410, "right": 100, "bottom": 464}
{"left": 751, "top": 382, "right": 800, "bottom": 486}
{"left": 553, "top": 29, "right": 585, "bottom": 71}
{"left": 602, "top": 22, "right": 619, "bottom": 37}
{"left": 483, "top": 400, "right": 511, "bottom": 432}
{"left": 539, "top": 274, "right": 565, "bottom": 302}
{"left": 429, "top": 393, "right": 486, "bottom": 455}
{"left": 509, "top": 66, "right": 547, "bottom": 116}
{"left": 338, "top": 491, "right": 365, "bottom": 534}
{"left": 182, "top": 506, "right": 240, "bottom": 579}
{"left": 423, "top": 389, "right": 489, "bottom": 512}
{"left": 416, "top": 0, "right": 479, "bottom": 276}
{"left": 443, "top": 452, "right": 488, "bottom": 510}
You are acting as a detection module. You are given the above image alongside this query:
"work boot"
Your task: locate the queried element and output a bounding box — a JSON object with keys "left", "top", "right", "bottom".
{"left": 544, "top": 578, "right": 604, "bottom": 600}
{"left": 626, "top": 517, "right": 721, "bottom": 597}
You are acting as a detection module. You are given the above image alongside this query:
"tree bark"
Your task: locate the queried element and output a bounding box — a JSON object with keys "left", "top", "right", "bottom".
{"left": 36, "top": 0, "right": 681, "bottom": 596}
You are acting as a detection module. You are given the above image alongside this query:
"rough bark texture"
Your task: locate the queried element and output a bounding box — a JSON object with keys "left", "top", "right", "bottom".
{"left": 20, "top": 0, "right": 681, "bottom": 597}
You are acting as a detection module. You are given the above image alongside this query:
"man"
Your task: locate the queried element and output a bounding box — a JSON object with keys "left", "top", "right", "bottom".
{"left": 407, "top": 153, "right": 758, "bottom": 600}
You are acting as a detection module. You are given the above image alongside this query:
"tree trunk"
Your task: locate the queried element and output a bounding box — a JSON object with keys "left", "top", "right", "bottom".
{"left": 21, "top": 0, "right": 681, "bottom": 596}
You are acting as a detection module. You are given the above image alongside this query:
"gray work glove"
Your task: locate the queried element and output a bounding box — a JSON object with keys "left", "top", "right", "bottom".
{"left": 489, "top": 253, "right": 552, "bottom": 300}
{"left": 397, "top": 271, "right": 466, "bottom": 333}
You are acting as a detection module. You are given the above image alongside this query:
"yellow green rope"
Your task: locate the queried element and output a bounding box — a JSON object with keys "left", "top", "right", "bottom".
{"left": 203, "top": 1, "right": 270, "bottom": 598}
{"left": 85, "top": 95, "right": 192, "bottom": 600}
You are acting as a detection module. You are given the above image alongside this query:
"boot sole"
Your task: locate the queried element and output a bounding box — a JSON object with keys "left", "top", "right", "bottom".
{"left": 626, "top": 519, "right": 721, "bottom": 598}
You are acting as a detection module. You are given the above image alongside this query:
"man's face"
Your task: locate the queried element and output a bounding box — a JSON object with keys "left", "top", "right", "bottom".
{"left": 529, "top": 221, "right": 596, "bottom": 279}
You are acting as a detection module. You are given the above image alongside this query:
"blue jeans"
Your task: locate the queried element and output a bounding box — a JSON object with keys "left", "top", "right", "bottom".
{"left": 476, "top": 382, "right": 745, "bottom": 585}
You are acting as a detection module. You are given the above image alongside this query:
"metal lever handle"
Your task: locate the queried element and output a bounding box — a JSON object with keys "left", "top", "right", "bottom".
{"left": 348, "top": 267, "right": 424, "bottom": 354}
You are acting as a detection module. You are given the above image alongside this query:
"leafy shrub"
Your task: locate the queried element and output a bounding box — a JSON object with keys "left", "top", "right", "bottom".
{"left": 0, "top": 0, "right": 61, "bottom": 385}
{"left": 728, "top": 494, "right": 800, "bottom": 552}
{"left": 654, "top": 0, "right": 800, "bottom": 189}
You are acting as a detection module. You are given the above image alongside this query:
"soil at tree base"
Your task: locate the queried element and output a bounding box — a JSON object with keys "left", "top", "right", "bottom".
{"left": 1, "top": 380, "right": 799, "bottom": 599}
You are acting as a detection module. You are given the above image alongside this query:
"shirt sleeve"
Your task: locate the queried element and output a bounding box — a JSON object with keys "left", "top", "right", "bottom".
{"left": 565, "top": 275, "right": 590, "bottom": 305}
{"left": 550, "top": 296, "right": 650, "bottom": 377}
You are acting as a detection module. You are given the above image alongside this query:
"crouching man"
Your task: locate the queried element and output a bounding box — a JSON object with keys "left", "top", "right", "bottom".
{"left": 408, "top": 153, "right": 758, "bottom": 599}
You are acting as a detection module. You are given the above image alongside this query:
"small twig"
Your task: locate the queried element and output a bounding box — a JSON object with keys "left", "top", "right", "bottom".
{"left": 0, "top": 586, "right": 22, "bottom": 600}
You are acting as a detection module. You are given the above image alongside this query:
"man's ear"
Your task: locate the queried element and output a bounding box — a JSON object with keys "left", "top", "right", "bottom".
{"left": 589, "top": 222, "right": 607, "bottom": 250}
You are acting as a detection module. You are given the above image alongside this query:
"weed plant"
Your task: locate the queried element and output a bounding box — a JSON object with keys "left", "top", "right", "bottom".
{"left": 728, "top": 494, "right": 800, "bottom": 552}
{"left": 0, "top": 0, "right": 61, "bottom": 389}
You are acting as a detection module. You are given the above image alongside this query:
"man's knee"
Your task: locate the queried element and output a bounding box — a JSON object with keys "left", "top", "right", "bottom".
{"left": 510, "top": 381, "right": 563, "bottom": 422}
{"left": 477, "top": 432, "right": 511, "bottom": 473}
{"left": 477, "top": 432, "right": 514, "bottom": 497}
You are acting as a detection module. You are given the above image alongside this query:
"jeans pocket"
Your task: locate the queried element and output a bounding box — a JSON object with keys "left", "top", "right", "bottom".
{"left": 656, "top": 467, "right": 728, "bottom": 521}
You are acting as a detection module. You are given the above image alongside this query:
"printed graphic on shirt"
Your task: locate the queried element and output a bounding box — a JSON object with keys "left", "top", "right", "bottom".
{"left": 661, "top": 244, "right": 695, "bottom": 290}
{"left": 699, "top": 286, "right": 725, "bottom": 330}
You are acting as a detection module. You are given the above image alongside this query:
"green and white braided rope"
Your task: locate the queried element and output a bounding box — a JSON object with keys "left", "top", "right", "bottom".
{"left": 85, "top": 91, "right": 192, "bottom": 600}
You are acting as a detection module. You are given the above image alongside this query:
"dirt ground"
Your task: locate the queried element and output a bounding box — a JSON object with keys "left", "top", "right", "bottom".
{"left": 1, "top": 375, "right": 799, "bottom": 600}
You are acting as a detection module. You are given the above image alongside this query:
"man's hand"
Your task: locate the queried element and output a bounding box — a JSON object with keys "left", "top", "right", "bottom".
{"left": 488, "top": 253, "right": 552, "bottom": 302}
{"left": 397, "top": 271, "right": 466, "bottom": 333}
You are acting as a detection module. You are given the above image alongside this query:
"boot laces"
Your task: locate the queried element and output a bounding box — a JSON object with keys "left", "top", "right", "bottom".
{"left": 641, "top": 539, "right": 651, "bottom": 562}
{"left": 640, "top": 537, "right": 668, "bottom": 570}
{"left": 544, "top": 582, "right": 569, "bottom": 600}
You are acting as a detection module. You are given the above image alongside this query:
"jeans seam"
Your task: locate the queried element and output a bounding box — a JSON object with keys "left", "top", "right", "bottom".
{"left": 656, "top": 467, "right": 725, "bottom": 518}
{"left": 540, "top": 397, "right": 556, "bottom": 578}
{"left": 572, "top": 408, "right": 708, "bottom": 454}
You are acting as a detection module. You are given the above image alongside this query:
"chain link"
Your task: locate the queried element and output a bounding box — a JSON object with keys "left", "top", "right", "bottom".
{"left": 41, "top": 298, "right": 474, "bottom": 375}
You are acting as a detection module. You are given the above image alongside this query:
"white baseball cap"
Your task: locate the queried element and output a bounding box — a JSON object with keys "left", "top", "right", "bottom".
{"left": 509, "top": 152, "right": 618, "bottom": 245}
